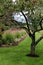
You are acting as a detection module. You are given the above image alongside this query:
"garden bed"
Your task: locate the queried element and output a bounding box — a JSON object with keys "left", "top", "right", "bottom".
{"left": 0, "top": 28, "right": 27, "bottom": 47}
{"left": 0, "top": 35, "right": 27, "bottom": 47}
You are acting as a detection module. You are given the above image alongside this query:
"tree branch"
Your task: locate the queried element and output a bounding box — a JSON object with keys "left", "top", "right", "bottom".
{"left": 35, "top": 36, "right": 43, "bottom": 46}
{"left": 21, "top": 11, "right": 30, "bottom": 31}
{"left": 34, "top": 28, "right": 43, "bottom": 32}
{"left": 12, "top": 19, "right": 30, "bottom": 34}
{"left": 12, "top": 19, "right": 21, "bottom": 25}
{"left": 39, "top": 17, "right": 43, "bottom": 29}
{"left": 21, "top": 11, "right": 34, "bottom": 37}
{"left": 20, "top": 26, "right": 29, "bottom": 34}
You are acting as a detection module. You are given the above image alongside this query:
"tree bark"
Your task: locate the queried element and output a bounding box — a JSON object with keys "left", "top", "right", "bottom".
{"left": 26, "top": 33, "right": 39, "bottom": 57}
{"left": 30, "top": 33, "right": 36, "bottom": 55}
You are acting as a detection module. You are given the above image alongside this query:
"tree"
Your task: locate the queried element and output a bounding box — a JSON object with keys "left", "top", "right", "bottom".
{"left": 0, "top": 0, "right": 43, "bottom": 57}
{"left": 0, "top": 0, "right": 15, "bottom": 45}
{"left": 13, "top": 0, "right": 43, "bottom": 57}
{"left": 0, "top": 0, "right": 16, "bottom": 33}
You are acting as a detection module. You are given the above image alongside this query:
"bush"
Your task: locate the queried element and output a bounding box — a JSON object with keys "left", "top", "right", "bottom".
{"left": 2, "top": 31, "right": 26, "bottom": 45}
{"left": 21, "top": 32, "right": 26, "bottom": 36}
{"left": 1, "top": 26, "right": 10, "bottom": 31}
{"left": 14, "top": 32, "right": 26, "bottom": 39}
{"left": 15, "top": 32, "right": 21, "bottom": 39}
{"left": 2, "top": 33, "right": 15, "bottom": 44}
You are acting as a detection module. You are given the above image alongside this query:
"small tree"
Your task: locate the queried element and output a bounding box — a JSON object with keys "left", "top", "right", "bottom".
{"left": 13, "top": 0, "right": 43, "bottom": 57}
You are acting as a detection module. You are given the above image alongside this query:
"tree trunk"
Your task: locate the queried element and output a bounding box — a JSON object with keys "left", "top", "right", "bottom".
{"left": 27, "top": 33, "right": 39, "bottom": 57}
{"left": 27, "top": 33, "right": 37, "bottom": 57}
{"left": 31, "top": 38, "right": 35, "bottom": 55}
{"left": 30, "top": 33, "right": 36, "bottom": 55}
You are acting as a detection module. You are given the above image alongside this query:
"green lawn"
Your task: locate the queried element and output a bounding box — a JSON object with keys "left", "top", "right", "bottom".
{"left": 0, "top": 32, "right": 43, "bottom": 65}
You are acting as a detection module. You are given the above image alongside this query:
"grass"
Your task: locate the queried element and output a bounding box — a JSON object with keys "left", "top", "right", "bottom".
{"left": 0, "top": 32, "right": 43, "bottom": 65}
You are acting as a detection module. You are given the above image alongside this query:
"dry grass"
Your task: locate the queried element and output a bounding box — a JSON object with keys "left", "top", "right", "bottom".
{"left": 3, "top": 28, "right": 26, "bottom": 35}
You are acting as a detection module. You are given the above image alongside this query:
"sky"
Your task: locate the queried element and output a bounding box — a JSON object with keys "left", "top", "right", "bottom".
{"left": 13, "top": 12, "right": 26, "bottom": 23}
{"left": 13, "top": 11, "right": 28, "bottom": 23}
{"left": 12, "top": 0, "right": 26, "bottom": 23}
{"left": 12, "top": 0, "right": 28, "bottom": 23}
{"left": 12, "top": 0, "right": 16, "bottom": 2}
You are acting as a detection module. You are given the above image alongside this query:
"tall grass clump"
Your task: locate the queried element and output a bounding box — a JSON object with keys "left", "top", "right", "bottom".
{"left": 2, "top": 33, "right": 15, "bottom": 44}
{"left": 14, "top": 32, "right": 21, "bottom": 39}
{"left": 2, "top": 31, "right": 26, "bottom": 45}
{"left": 20, "top": 32, "right": 26, "bottom": 36}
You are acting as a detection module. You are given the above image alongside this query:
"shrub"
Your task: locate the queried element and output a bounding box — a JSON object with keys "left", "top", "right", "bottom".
{"left": 15, "top": 32, "right": 21, "bottom": 39}
{"left": 2, "top": 26, "right": 10, "bottom": 31}
{"left": 2, "top": 31, "right": 26, "bottom": 45}
{"left": 21, "top": 32, "right": 26, "bottom": 36}
{"left": 14, "top": 32, "right": 26, "bottom": 39}
{"left": 2, "top": 33, "right": 15, "bottom": 44}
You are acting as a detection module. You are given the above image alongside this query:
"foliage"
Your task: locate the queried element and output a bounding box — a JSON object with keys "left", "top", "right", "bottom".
{"left": 13, "top": 0, "right": 43, "bottom": 31}
{"left": 15, "top": 32, "right": 21, "bottom": 38}
{"left": 0, "top": 0, "right": 18, "bottom": 34}
{"left": 14, "top": 31, "right": 26, "bottom": 39}
{"left": 2, "top": 31, "right": 26, "bottom": 44}
{"left": 2, "top": 33, "right": 15, "bottom": 44}
{"left": 20, "top": 31, "right": 26, "bottom": 36}
{"left": 0, "top": 0, "right": 43, "bottom": 33}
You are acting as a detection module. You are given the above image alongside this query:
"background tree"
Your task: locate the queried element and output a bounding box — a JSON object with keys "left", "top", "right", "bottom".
{"left": 0, "top": 0, "right": 16, "bottom": 45}
{"left": 0, "top": 0, "right": 17, "bottom": 32}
